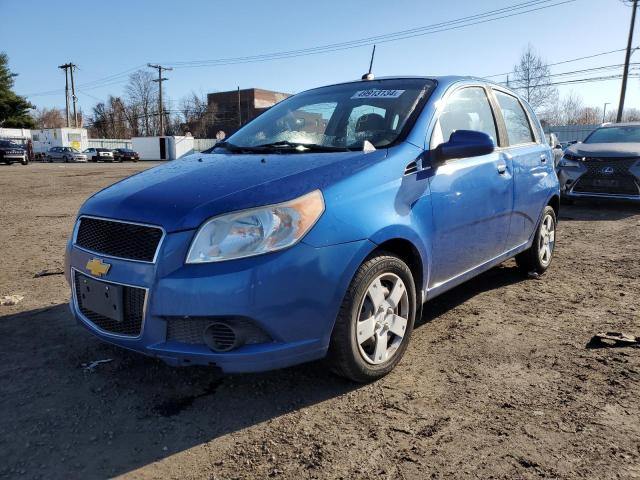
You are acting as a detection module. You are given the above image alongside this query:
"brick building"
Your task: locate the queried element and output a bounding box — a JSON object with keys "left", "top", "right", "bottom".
{"left": 206, "top": 88, "right": 291, "bottom": 137}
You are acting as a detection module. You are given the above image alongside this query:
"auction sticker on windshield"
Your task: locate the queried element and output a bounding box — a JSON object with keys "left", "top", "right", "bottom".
{"left": 351, "top": 89, "right": 405, "bottom": 99}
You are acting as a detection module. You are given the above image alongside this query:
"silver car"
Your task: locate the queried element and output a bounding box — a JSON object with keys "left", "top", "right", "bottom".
{"left": 557, "top": 122, "right": 640, "bottom": 202}
{"left": 46, "top": 146, "right": 88, "bottom": 163}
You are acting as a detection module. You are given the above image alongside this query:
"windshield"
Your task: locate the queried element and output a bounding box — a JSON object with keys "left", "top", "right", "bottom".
{"left": 223, "top": 79, "right": 435, "bottom": 153}
{"left": 584, "top": 126, "right": 640, "bottom": 144}
{"left": 0, "top": 140, "right": 22, "bottom": 148}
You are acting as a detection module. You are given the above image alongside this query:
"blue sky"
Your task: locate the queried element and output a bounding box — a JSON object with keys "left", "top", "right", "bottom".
{"left": 1, "top": 0, "right": 638, "bottom": 116}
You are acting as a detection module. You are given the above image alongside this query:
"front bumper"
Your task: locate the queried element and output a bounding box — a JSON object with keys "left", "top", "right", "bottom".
{"left": 2, "top": 153, "right": 26, "bottom": 162}
{"left": 66, "top": 230, "right": 373, "bottom": 373}
{"left": 558, "top": 162, "right": 640, "bottom": 202}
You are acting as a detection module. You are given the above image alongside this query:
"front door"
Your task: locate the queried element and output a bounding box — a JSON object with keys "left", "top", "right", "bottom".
{"left": 427, "top": 86, "right": 513, "bottom": 288}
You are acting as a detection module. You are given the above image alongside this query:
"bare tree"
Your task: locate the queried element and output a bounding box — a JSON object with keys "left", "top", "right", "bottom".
{"left": 125, "top": 70, "right": 158, "bottom": 136}
{"left": 178, "top": 92, "right": 218, "bottom": 137}
{"left": 33, "top": 107, "right": 66, "bottom": 128}
{"left": 561, "top": 92, "right": 584, "bottom": 125}
{"left": 511, "top": 44, "right": 558, "bottom": 111}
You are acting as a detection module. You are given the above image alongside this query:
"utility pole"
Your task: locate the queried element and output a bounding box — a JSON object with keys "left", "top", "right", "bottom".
{"left": 237, "top": 86, "right": 241, "bottom": 128}
{"left": 602, "top": 102, "right": 611, "bottom": 123}
{"left": 69, "top": 63, "right": 78, "bottom": 127}
{"left": 147, "top": 64, "right": 173, "bottom": 135}
{"left": 58, "top": 63, "right": 71, "bottom": 127}
{"left": 616, "top": 0, "right": 638, "bottom": 123}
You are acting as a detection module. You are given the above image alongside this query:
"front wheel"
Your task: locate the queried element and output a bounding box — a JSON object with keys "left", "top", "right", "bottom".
{"left": 21, "top": 157, "right": 28, "bottom": 165}
{"left": 516, "top": 206, "right": 557, "bottom": 275}
{"left": 327, "top": 252, "right": 416, "bottom": 383}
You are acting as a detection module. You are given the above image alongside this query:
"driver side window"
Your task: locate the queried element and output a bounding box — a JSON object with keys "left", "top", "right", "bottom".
{"left": 430, "top": 87, "right": 498, "bottom": 149}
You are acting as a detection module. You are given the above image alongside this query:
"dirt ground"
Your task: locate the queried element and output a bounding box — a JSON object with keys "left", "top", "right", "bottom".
{"left": 0, "top": 162, "right": 639, "bottom": 480}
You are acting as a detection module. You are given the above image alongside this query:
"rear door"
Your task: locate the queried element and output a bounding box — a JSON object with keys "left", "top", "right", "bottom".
{"left": 428, "top": 85, "right": 514, "bottom": 287}
{"left": 491, "top": 88, "right": 552, "bottom": 248}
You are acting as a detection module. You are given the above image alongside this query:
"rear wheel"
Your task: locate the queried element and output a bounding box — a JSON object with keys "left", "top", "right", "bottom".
{"left": 516, "top": 206, "right": 556, "bottom": 275}
{"left": 327, "top": 252, "right": 416, "bottom": 383}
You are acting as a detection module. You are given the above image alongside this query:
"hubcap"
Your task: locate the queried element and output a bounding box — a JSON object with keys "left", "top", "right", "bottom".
{"left": 356, "top": 273, "right": 409, "bottom": 365}
{"left": 538, "top": 214, "right": 555, "bottom": 267}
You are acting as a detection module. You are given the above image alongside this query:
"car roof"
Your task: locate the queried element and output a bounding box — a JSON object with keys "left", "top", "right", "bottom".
{"left": 599, "top": 122, "right": 640, "bottom": 128}
{"left": 305, "top": 75, "right": 500, "bottom": 91}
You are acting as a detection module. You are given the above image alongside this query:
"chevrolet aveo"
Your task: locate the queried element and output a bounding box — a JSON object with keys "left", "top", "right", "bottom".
{"left": 65, "top": 77, "right": 560, "bottom": 382}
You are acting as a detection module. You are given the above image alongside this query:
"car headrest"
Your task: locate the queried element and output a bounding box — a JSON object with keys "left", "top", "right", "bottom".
{"left": 355, "top": 113, "right": 386, "bottom": 133}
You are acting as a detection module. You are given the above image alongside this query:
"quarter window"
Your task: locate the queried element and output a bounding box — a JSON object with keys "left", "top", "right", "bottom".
{"left": 431, "top": 87, "right": 497, "bottom": 149}
{"left": 494, "top": 91, "right": 534, "bottom": 145}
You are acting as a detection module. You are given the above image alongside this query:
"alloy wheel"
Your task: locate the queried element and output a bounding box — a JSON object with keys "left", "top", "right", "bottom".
{"left": 538, "top": 213, "right": 555, "bottom": 267}
{"left": 356, "top": 273, "right": 409, "bottom": 365}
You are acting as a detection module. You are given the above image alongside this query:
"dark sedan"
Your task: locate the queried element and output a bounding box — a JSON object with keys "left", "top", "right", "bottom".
{"left": 112, "top": 148, "right": 139, "bottom": 162}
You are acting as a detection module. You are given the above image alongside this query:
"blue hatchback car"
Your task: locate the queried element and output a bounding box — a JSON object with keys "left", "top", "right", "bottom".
{"left": 65, "top": 76, "right": 559, "bottom": 382}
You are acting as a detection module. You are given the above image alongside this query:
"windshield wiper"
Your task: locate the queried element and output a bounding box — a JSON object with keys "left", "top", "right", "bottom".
{"left": 252, "top": 141, "right": 350, "bottom": 152}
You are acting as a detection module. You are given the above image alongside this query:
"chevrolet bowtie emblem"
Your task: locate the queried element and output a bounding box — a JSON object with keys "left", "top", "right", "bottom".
{"left": 86, "top": 258, "right": 111, "bottom": 277}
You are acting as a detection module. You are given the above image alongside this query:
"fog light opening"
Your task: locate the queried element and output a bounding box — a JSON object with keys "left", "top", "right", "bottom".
{"left": 203, "top": 322, "right": 242, "bottom": 352}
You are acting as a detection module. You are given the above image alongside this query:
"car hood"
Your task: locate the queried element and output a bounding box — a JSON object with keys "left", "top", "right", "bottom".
{"left": 566, "top": 142, "right": 640, "bottom": 158}
{"left": 79, "top": 149, "right": 387, "bottom": 232}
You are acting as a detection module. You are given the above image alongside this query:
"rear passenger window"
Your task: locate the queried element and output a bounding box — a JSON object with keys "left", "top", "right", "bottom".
{"left": 431, "top": 87, "right": 497, "bottom": 149}
{"left": 494, "top": 91, "right": 534, "bottom": 145}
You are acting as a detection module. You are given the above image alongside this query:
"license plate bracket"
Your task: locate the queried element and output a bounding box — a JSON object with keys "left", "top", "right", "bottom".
{"left": 77, "top": 274, "right": 124, "bottom": 322}
{"left": 593, "top": 178, "right": 619, "bottom": 187}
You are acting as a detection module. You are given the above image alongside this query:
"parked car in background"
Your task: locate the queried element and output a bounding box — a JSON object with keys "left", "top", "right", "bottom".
{"left": 83, "top": 148, "right": 115, "bottom": 162}
{"left": 557, "top": 122, "right": 640, "bottom": 202}
{"left": 112, "top": 148, "right": 139, "bottom": 162}
{"left": 0, "top": 139, "right": 28, "bottom": 165}
{"left": 544, "top": 132, "right": 563, "bottom": 168}
{"left": 65, "top": 76, "right": 559, "bottom": 382}
{"left": 46, "top": 146, "right": 87, "bottom": 163}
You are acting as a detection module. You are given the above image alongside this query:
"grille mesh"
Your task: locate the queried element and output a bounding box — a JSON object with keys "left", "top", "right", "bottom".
{"left": 76, "top": 217, "right": 163, "bottom": 262}
{"left": 166, "top": 317, "right": 272, "bottom": 348}
{"left": 74, "top": 272, "right": 146, "bottom": 336}
{"left": 573, "top": 157, "right": 639, "bottom": 196}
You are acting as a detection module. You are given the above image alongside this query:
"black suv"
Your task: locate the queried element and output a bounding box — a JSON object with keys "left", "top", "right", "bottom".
{"left": 0, "top": 140, "right": 28, "bottom": 165}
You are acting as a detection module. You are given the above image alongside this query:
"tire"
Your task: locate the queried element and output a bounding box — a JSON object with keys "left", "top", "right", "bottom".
{"left": 327, "top": 252, "right": 417, "bottom": 383}
{"left": 63, "top": 156, "right": 69, "bottom": 163}
{"left": 21, "top": 157, "right": 28, "bottom": 165}
{"left": 46, "top": 156, "right": 53, "bottom": 163}
{"left": 516, "top": 205, "right": 557, "bottom": 276}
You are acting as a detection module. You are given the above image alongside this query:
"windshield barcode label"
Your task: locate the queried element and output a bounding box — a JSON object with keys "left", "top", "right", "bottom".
{"left": 351, "top": 89, "right": 405, "bottom": 99}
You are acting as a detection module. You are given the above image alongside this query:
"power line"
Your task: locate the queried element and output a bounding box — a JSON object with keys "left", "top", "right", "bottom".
{"left": 24, "top": 0, "right": 577, "bottom": 98}
{"left": 164, "top": 0, "right": 577, "bottom": 68}
{"left": 482, "top": 47, "right": 630, "bottom": 79}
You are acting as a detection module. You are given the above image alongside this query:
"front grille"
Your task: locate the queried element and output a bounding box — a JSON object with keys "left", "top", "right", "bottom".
{"left": 573, "top": 157, "right": 639, "bottom": 196}
{"left": 75, "top": 217, "right": 163, "bottom": 262}
{"left": 166, "top": 317, "right": 272, "bottom": 348}
{"left": 74, "top": 271, "right": 146, "bottom": 336}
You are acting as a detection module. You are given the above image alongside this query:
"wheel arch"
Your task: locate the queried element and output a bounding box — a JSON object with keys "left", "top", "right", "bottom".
{"left": 547, "top": 194, "right": 560, "bottom": 218}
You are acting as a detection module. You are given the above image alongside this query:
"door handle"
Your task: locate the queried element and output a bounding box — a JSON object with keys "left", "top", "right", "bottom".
{"left": 497, "top": 162, "right": 507, "bottom": 174}
{"left": 540, "top": 154, "right": 547, "bottom": 164}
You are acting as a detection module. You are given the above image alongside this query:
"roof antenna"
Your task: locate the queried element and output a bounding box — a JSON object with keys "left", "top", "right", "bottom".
{"left": 362, "top": 45, "right": 376, "bottom": 80}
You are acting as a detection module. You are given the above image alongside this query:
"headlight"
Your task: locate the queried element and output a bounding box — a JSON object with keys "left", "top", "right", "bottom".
{"left": 186, "top": 190, "right": 325, "bottom": 263}
{"left": 558, "top": 154, "right": 583, "bottom": 168}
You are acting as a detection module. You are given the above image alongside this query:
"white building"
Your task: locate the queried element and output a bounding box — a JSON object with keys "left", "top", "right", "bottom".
{"left": 132, "top": 136, "right": 195, "bottom": 160}
{"left": 31, "top": 128, "right": 89, "bottom": 154}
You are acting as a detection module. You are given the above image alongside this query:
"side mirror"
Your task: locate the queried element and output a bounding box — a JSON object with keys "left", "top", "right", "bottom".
{"left": 555, "top": 144, "right": 562, "bottom": 149}
{"left": 434, "top": 130, "right": 495, "bottom": 163}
